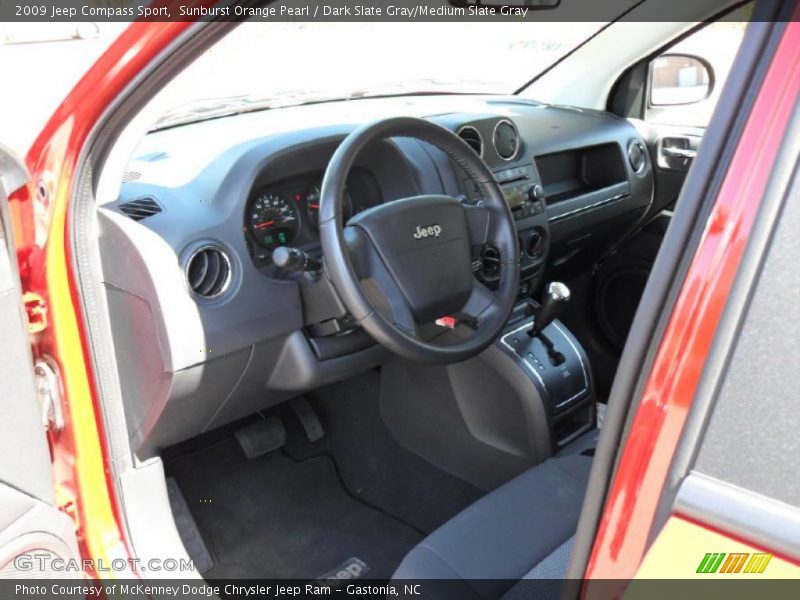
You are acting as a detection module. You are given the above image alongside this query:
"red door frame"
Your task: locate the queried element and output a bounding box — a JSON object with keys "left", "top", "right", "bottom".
{"left": 586, "top": 17, "right": 800, "bottom": 582}
{"left": 15, "top": 20, "right": 199, "bottom": 577}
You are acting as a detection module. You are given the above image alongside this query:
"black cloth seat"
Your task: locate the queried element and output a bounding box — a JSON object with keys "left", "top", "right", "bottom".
{"left": 392, "top": 454, "right": 592, "bottom": 599}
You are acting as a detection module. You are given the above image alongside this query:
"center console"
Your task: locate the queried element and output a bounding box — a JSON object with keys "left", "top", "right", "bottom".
{"left": 379, "top": 281, "right": 595, "bottom": 490}
{"left": 466, "top": 162, "right": 550, "bottom": 299}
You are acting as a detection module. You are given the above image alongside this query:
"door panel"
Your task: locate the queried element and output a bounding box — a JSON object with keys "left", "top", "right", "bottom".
{"left": 587, "top": 12, "right": 750, "bottom": 366}
{"left": 594, "top": 211, "right": 673, "bottom": 350}
{"left": 0, "top": 144, "right": 53, "bottom": 502}
{"left": 0, "top": 483, "right": 82, "bottom": 579}
{"left": 647, "top": 123, "right": 706, "bottom": 210}
{"left": 595, "top": 122, "right": 703, "bottom": 355}
{"left": 0, "top": 144, "right": 81, "bottom": 577}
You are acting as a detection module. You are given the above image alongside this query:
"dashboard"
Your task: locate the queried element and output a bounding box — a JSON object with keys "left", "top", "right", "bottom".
{"left": 98, "top": 94, "right": 653, "bottom": 454}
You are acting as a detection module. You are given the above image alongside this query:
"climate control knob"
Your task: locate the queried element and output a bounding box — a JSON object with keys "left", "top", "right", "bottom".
{"left": 528, "top": 184, "right": 545, "bottom": 202}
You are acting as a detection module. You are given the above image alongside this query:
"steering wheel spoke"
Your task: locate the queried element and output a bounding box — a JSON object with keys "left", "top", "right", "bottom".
{"left": 463, "top": 203, "right": 491, "bottom": 247}
{"left": 379, "top": 287, "right": 420, "bottom": 339}
{"left": 345, "top": 225, "right": 420, "bottom": 339}
{"left": 458, "top": 278, "right": 497, "bottom": 326}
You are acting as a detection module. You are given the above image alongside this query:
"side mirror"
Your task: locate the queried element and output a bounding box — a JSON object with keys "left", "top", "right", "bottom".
{"left": 649, "top": 54, "right": 715, "bottom": 106}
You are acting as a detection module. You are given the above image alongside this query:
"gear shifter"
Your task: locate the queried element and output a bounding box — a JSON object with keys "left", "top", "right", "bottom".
{"left": 530, "top": 282, "right": 571, "bottom": 336}
{"left": 527, "top": 282, "right": 570, "bottom": 366}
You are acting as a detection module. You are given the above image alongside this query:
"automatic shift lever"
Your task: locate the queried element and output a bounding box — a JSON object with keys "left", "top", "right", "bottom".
{"left": 530, "top": 282, "right": 571, "bottom": 337}
{"left": 526, "top": 282, "right": 570, "bottom": 366}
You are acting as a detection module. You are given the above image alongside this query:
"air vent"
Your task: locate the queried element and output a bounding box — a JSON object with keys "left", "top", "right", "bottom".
{"left": 457, "top": 126, "right": 483, "bottom": 157}
{"left": 493, "top": 120, "right": 520, "bottom": 161}
{"left": 525, "top": 231, "right": 544, "bottom": 260}
{"left": 628, "top": 140, "right": 647, "bottom": 173}
{"left": 186, "top": 246, "right": 232, "bottom": 299}
{"left": 118, "top": 197, "right": 162, "bottom": 221}
{"left": 479, "top": 245, "right": 501, "bottom": 280}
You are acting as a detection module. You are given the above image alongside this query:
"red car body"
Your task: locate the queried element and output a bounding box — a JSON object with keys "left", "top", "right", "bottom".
{"left": 588, "top": 18, "right": 800, "bottom": 581}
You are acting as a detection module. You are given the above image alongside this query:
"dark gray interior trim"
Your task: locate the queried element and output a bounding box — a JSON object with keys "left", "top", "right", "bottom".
{"left": 564, "top": 8, "right": 787, "bottom": 584}
{"left": 676, "top": 472, "right": 800, "bottom": 562}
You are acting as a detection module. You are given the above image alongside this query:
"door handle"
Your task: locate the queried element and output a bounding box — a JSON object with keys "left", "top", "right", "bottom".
{"left": 657, "top": 136, "right": 701, "bottom": 172}
{"left": 661, "top": 146, "right": 697, "bottom": 160}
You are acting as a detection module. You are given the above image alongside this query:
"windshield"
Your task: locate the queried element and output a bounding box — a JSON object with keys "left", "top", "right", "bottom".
{"left": 156, "top": 22, "right": 607, "bottom": 128}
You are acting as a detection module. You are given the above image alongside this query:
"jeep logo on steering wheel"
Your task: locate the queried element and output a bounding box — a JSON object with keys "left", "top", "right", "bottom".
{"left": 413, "top": 224, "right": 442, "bottom": 239}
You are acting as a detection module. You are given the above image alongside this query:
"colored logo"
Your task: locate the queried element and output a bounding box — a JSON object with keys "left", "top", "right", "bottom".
{"left": 696, "top": 552, "right": 772, "bottom": 574}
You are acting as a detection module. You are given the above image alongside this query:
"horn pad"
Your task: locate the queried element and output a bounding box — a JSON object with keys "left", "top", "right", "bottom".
{"left": 348, "top": 195, "right": 473, "bottom": 323}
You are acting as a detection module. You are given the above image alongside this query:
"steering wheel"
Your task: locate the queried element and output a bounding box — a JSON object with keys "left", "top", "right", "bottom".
{"left": 319, "top": 117, "right": 520, "bottom": 364}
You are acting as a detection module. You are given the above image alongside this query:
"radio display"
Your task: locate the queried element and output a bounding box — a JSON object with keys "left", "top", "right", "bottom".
{"left": 503, "top": 186, "right": 525, "bottom": 209}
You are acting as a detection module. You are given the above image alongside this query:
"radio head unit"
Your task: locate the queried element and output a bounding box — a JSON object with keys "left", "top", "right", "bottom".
{"left": 462, "top": 163, "right": 547, "bottom": 220}
{"left": 495, "top": 164, "right": 546, "bottom": 220}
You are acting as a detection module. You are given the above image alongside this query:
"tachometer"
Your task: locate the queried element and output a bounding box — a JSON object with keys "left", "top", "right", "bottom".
{"left": 305, "top": 184, "right": 322, "bottom": 227}
{"left": 248, "top": 191, "right": 300, "bottom": 250}
{"left": 304, "top": 182, "right": 353, "bottom": 227}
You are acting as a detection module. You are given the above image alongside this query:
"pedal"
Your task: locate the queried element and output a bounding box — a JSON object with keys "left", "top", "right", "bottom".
{"left": 290, "top": 396, "right": 325, "bottom": 442}
{"left": 234, "top": 417, "right": 286, "bottom": 459}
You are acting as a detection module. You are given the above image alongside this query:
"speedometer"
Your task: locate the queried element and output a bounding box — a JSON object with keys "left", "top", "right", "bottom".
{"left": 247, "top": 191, "right": 300, "bottom": 250}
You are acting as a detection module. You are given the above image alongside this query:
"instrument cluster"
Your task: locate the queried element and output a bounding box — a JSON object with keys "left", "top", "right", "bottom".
{"left": 244, "top": 168, "right": 381, "bottom": 265}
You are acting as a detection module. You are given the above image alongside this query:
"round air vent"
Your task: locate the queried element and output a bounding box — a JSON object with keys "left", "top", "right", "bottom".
{"left": 186, "top": 245, "right": 232, "bottom": 299}
{"left": 457, "top": 126, "right": 483, "bottom": 157}
{"left": 525, "top": 231, "right": 544, "bottom": 260}
{"left": 628, "top": 140, "right": 647, "bottom": 173}
{"left": 479, "top": 245, "right": 501, "bottom": 280}
{"left": 493, "top": 120, "right": 520, "bottom": 161}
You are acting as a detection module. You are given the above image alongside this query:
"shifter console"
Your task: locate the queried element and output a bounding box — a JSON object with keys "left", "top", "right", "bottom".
{"left": 498, "top": 283, "right": 594, "bottom": 447}
{"left": 502, "top": 320, "right": 590, "bottom": 412}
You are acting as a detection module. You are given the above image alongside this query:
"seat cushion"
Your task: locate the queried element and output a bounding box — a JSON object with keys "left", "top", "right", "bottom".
{"left": 392, "top": 454, "right": 592, "bottom": 599}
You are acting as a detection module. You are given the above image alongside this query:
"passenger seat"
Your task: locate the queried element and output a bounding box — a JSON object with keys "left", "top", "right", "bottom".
{"left": 392, "top": 454, "right": 592, "bottom": 599}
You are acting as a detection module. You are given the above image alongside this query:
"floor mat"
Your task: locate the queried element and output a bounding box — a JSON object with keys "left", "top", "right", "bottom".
{"left": 282, "top": 370, "right": 483, "bottom": 534}
{"left": 166, "top": 438, "right": 422, "bottom": 580}
{"left": 166, "top": 477, "right": 215, "bottom": 574}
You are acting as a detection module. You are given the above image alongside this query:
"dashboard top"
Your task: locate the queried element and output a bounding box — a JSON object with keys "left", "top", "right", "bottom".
{"left": 112, "top": 94, "right": 617, "bottom": 190}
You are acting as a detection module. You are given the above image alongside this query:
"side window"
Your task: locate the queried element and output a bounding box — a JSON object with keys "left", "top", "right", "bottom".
{"left": 646, "top": 4, "right": 752, "bottom": 128}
